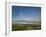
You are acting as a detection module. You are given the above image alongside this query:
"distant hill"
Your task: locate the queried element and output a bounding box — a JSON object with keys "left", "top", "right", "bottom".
{"left": 12, "top": 20, "right": 41, "bottom": 25}
{"left": 12, "top": 20, "right": 41, "bottom": 23}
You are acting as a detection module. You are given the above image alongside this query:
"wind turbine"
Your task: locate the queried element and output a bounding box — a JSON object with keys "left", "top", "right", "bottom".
{"left": 19, "top": 10, "right": 24, "bottom": 20}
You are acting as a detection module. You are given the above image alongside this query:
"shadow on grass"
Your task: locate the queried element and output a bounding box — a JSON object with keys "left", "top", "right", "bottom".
{"left": 12, "top": 24, "right": 41, "bottom": 31}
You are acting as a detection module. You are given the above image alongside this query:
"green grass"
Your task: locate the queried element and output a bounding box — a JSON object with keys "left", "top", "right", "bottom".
{"left": 12, "top": 24, "right": 41, "bottom": 31}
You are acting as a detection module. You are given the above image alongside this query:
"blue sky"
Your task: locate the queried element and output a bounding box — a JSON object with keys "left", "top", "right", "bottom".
{"left": 12, "top": 6, "right": 41, "bottom": 22}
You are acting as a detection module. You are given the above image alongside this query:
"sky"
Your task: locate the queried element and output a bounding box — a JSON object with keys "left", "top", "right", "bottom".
{"left": 12, "top": 6, "right": 41, "bottom": 22}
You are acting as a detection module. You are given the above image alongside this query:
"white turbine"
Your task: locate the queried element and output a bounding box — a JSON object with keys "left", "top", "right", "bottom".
{"left": 19, "top": 11, "right": 24, "bottom": 20}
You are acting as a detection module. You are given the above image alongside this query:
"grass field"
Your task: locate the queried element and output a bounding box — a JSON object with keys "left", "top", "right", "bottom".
{"left": 12, "top": 24, "right": 41, "bottom": 31}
